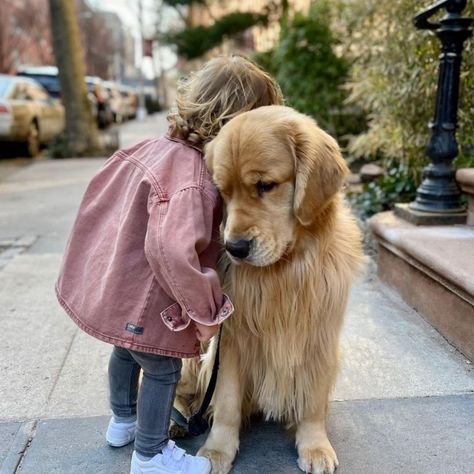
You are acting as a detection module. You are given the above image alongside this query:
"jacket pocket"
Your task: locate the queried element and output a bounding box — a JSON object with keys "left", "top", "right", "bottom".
{"left": 160, "top": 302, "right": 191, "bottom": 331}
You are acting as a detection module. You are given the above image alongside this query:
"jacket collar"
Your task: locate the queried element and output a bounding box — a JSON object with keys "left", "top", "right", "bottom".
{"left": 165, "top": 132, "right": 203, "bottom": 154}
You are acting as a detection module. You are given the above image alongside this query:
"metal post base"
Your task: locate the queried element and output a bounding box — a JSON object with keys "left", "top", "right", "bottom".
{"left": 394, "top": 203, "right": 466, "bottom": 225}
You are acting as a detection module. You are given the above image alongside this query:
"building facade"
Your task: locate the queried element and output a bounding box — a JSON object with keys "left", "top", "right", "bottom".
{"left": 189, "top": 0, "right": 311, "bottom": 54}
{"left": 0, "top": 0, "right": 136, "bottom": 82}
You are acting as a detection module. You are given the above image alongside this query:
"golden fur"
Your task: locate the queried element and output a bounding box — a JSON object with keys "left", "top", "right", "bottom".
{"left": 175, "top": 106, "right": 365, "bottom": 474}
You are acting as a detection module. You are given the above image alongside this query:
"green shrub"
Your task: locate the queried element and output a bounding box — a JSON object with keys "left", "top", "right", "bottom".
{"left": 165, "top": 12, "right": 268, "bottom": 60}
{"left": 254, "top": 2, "right": 366, "bottom": 141}
{"left": 339, "top": 0, "right": 474, "bottom": 171}
{"left": 349, "top": 161, "right": 417, "bottom": 218}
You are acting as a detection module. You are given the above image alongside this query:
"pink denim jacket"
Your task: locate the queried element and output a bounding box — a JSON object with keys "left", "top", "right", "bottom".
{"left": 55, "top": 135, "right": 233, "bottom": 358}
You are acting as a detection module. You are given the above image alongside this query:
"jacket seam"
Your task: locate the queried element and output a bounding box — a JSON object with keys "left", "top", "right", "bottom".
{"left": 198, "top": 158, "right": 218, "bottom": 203}
{"left": 115, "top": 152, "right": 166, "bottom": 200}
{"left": 116, "top": 144, "right": 213, "bottom": 204}
{"left": 152, "top": 187, "right": 219, "bottom": 322}
{"left": 156, "top": 201, "right": 194, "bottom": 319}
{"left": 135, "top": 276, "right": 156, "bottom": 337}
{"left": 55, "top": 284, "right": 198, "bottom": 358}
{"left": 168, "top": 185, "right": 216, "bottom": 205}
{"left": 198, "top": 156, "right": 205, "bottom": 188}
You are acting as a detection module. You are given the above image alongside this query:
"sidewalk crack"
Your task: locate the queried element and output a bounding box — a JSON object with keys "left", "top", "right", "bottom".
{"left": 12, "top": 420, "right": 38, "bottom": 473}
{"left": 0, "top": 235, "right": 38, "bottom": 270}
{"left": 44, "top": 327, "right": 79, "bottom": 407}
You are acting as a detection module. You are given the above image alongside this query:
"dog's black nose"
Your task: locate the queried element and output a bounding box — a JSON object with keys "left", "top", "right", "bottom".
{"left": 225, "top": 239, "right": 251, "bottom": 259}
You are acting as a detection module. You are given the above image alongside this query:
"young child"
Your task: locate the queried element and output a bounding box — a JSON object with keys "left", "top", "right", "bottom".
{"left": 55, "top": 55, "right": 283, "bottom": 474}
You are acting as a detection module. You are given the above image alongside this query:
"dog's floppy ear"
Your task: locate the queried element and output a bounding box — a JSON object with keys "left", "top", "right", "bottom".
{"left": 284, "top": 116, "right": 348, "bottom": 227}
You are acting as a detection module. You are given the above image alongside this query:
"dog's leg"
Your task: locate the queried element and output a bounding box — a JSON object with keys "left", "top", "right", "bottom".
{"left": 170, "top": 357, "right": 200, "bottom": 438}
{"left": 295, "top": 413, "right": 338, "bottom": 474}
{"left": 198, "top": 345, "right": 243, "bottom": 474}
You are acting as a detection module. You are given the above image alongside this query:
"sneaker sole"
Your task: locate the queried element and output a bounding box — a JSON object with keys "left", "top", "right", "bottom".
{"left": 130, "top": 465, "right": 210, "bottom": 474}
{"left": 130, "top": 459, "right": 211, "bottom": 474}
{"left": 106, "top": 435, "right": 135, "bottom": 448}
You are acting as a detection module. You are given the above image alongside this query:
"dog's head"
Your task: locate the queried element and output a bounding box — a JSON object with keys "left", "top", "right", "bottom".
{"left": 205, "top": 105, "right": 348, "bottom": 267}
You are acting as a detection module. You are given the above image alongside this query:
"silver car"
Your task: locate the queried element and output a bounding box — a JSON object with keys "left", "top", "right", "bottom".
{"left": 0, "top": 74, "right": 64, "bottom": 156}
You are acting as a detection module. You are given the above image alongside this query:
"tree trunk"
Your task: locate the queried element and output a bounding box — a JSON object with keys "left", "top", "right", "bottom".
{"left": 280, "top": 0, "right": 290, "bottom": 27}
{"left": 48, "top": 0, "right": 101, "bottom": 156}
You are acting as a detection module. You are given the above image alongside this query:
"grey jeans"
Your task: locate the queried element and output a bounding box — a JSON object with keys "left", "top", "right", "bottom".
{"left": 108, "top": 346, "right": 182, "bottom": 457}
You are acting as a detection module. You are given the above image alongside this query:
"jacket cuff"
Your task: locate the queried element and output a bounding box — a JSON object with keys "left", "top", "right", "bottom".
{"left": 216, "top": 294, "right": 234, "bottom": 324}
{"left": 160, "top": 294, "right": 234, "bottom": 331}
{"left": 160, "top": 303, "right": 191, "bottom": 332}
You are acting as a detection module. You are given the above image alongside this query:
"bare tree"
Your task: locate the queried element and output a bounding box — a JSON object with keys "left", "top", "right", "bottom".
{"left": 48, "top": 0, "right": 101, "bottom": 156}
{"left": 153, "top": 1, "right": 175, "bottom": 108}
{"left": 75, "top": 1, "right": 120, "bottom": 79}
{"left": 17, "top": 0, "right": 55, "bottom": 65}
{"left": 0, "top": 1, "right": 17, "bottom": 73}
{"left": 0, "top": 0, "right": 54, "bottom": 73}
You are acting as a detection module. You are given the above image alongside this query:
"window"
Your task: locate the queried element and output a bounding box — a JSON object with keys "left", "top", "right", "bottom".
{"left": 0, "top": 77, "right": 13, "bottom": 98}
{"left": 11, "top": 83, "right": 29, "bottom": 100}
{"left": 27, "top": 83, "right": 49, "bottom": 101}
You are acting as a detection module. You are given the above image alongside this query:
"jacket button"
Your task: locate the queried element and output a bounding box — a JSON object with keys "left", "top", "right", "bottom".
{"left": 167, "top": 316, "right": 173, "bottom": 322}
{"left": 222, "top": 308, "right": 228, "bottom": 315}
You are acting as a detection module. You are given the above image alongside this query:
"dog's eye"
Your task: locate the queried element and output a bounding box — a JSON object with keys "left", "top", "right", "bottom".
{"left": 256, "top": 181, "right": 277, "bottom": 196}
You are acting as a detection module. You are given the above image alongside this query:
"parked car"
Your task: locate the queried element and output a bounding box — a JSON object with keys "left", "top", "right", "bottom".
{"left": 103, "top": 81, "right": 127, "bottom": 124}
{"left": 0, "top": 74, "right": 64, "bottom": 156}
{"left": 85, "top": 76, "right": 113, "bottom": 128}
{"left": 119, "top": 85, "right": 138, "bottom": 120}
{"left": 17, "top": 66, "right": 99, "bottom": 124}
{"left": 17, "top": 66, "right": 61, "bottom": 98}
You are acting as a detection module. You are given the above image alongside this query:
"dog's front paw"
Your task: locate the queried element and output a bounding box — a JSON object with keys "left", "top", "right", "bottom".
{"left": 198, "top": 447, "right": 233, "bottom": 474}
{"left": 297, "top": 445, "right": 339, "bottom": 474}
{"left": 169, "top": 420, "right": 188, "bottom": 439}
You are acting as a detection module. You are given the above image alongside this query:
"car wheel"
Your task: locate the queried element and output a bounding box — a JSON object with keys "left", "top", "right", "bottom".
{"left": 26, "top": 121, "right": 40, "bottom": 157}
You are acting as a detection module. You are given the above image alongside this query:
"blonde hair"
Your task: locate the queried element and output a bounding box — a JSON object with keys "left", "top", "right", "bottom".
{"left": 167, "top": 55, "right": 283, "bottom": 147}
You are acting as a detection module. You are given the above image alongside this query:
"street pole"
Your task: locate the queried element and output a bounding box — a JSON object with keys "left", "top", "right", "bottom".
{"left": 395, "top": 0, "right": 473, "bottom": 225}
{"left": 137, "top": 0, "right": 147, "bottom": 120}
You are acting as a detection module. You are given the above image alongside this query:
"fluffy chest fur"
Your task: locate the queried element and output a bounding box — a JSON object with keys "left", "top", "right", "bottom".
{"left": 221, "top": 215, "right": 363, "bottom": 424}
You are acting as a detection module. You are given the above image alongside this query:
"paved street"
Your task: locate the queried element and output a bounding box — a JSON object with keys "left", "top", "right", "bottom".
{"left": 0, "top": 112, "right": 473, "bottom": 474}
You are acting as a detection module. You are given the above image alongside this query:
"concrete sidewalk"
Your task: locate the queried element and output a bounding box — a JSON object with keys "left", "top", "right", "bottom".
{"left": 0, "top": 113, "right": 473, "bottom": 474}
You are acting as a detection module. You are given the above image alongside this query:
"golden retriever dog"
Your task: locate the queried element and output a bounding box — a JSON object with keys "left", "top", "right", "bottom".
{"left": 175, "top": 105, "right": 365, "bottom": 474}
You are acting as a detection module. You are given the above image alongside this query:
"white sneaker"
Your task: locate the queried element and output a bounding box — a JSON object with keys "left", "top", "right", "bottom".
{"left": 130, "top": 440, "right": 211, "bottom": 474}
{"left": 106, "top": 416, "right": 136, "bottom": 447}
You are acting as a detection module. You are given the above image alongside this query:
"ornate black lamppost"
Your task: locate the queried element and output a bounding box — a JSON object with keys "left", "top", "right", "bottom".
{"left": 395, "top": 0, "right": 472, "bottom": 224}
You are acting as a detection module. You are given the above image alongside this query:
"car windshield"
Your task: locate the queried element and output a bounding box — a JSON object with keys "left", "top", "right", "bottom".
{"left": 0, "top": 77, "right": 13, "bottom": 98}
{"left": 17, "top": 74, "right": 61, "bottom": 97}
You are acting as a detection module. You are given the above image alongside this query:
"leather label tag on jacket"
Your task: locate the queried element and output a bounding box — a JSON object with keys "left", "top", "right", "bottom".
{"left": 125, "top": 323, "right": 144, "bottom": 335}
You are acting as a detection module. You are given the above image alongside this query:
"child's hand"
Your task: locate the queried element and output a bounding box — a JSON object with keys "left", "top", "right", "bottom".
{"left": 194, "top": 322, "right": 219, "bottom": 342}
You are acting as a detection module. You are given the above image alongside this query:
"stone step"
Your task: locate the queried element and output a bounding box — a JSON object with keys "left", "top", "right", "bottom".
{"left": 369, "top": 211, "right": 474, "bottom": 360}
{"left": 457, "top": 168, "right": 474, "bottom": 226}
